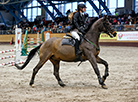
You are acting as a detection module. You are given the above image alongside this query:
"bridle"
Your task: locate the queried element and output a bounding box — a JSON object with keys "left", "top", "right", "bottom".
{"left": 103, "top": 20, "right": 116, "bottom": 37}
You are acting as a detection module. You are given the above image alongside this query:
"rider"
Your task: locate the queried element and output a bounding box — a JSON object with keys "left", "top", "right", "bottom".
{"left": 69, "top": 3, "right": 88, "bottom": 56}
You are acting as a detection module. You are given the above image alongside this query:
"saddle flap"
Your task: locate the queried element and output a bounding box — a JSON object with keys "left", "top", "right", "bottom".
{"left": 62, "top": 38, "right": 75, "bottom": 46}
{"left": 62, "top": 33, "right": 83, "bottom": 46}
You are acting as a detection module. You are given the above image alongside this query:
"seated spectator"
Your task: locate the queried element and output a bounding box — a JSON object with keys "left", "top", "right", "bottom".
{"left": 117, "top": 17, "right": 121, "bottom": 24}
{"left": 112, "top": 18, "right": 117, "bottom": 25}
{"left": 128, "top": 14, "right": 131, "bottom": 20}
{"left": 64, "top": 24, "right": 70, "bottom": 32}
{"left": 32, "top": 24, "right": 37, "bottom": 33}
{"left": 109, "top": 17, "right": 113, "bottom": 24}
{"left": 121, "top": 17, "right": 125, "bottom": 25}
{"left": 131, "top": 10, "right": 136, "bottom": 17}
{"left": 116, "top": 21, "right": 123, "bottom": 31}
{"left": 129, "top": 17, "right": 134, "bottom": 25}
{"left": 125, "top": 19, "right": 129, "bottom": 24}
{"left": 46, "top": 24, "right": 51, "bottom": 31}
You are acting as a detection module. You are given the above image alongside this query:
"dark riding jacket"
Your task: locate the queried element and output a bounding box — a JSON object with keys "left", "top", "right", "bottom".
{"left": 70, "top": 11, "right": 88, "bottom": 34}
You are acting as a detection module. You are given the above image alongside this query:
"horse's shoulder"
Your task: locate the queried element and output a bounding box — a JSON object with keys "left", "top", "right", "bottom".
{"left": 47, "top": 37, "right": 61, "bottom": 41}
{"left": 49, "top": 37, "right": 62, "bottom": 43}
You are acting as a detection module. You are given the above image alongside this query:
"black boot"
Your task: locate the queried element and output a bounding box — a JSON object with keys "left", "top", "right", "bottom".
{"left": 75, "top": 39, "right": 82, "bottom": 56}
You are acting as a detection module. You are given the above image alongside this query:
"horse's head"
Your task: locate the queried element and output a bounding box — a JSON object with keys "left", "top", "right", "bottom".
{"left": 101, "top": 16, "right": 117, "bottom": 38}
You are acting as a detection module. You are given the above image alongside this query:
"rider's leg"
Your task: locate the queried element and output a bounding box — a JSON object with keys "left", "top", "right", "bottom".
{"left": 70, "top": 30, "right": 82, "bottom": 55}
{"left": 70, "top": 29, "right": 80, "bottom": 40}
{"left": 74, "top": 39, "right": 82, "bottom": 55}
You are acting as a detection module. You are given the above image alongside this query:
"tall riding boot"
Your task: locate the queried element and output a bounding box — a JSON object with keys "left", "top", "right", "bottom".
{"left": 75, "top": 39, "right": 82, "bottom": 56}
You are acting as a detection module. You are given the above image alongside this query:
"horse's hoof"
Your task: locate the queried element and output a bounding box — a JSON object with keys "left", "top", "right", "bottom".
{"left": 60, "top": 84, "right": 66, "bottom": 87}
{"left": 58, "top": 81, "right": 66, "bottom": 87}
{"left": 101, "top": 85, "right": 108, "bottom": 89}
{"left": 30, "top": 84, "right": 35, "bottom": 88}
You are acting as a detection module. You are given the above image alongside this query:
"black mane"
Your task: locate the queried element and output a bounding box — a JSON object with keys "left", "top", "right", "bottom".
{"left": 86, "top": 17, "right": 99, "bottom": 32}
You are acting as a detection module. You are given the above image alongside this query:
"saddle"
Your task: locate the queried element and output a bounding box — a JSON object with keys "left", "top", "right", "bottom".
{"left": 62, "top": 33, "right": 83, "bottom": 46}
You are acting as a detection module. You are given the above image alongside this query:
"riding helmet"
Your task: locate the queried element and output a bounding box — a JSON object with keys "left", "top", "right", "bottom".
{"left": 77, "top": 4, "right": 87, "bottom": 11}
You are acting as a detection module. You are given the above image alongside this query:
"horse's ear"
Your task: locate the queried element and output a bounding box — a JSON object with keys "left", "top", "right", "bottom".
{"left": 103, "top": 15, "right": 107, "bottom": 20}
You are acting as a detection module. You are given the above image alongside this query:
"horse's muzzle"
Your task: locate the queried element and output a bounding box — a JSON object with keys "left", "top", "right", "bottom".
{"left": 112, "top": 31, "right": 117, "bottom": 37}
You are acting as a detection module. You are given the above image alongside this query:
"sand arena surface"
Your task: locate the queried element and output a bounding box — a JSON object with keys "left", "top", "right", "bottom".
{"left": 0, "top": 45, "right": 137, "bottom": 102}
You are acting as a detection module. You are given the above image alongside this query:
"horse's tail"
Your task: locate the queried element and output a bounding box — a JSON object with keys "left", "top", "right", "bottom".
{"left": 15, "top": 44, "right": 42, "bottom": 70}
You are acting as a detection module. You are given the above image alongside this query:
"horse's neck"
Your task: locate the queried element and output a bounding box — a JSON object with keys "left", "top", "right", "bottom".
{"left": 85, "top": 23, "right": 101, "bottom": 45}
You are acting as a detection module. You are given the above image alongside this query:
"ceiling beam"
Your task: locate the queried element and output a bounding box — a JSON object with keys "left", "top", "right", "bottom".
{"left": 37, "top": 0, "right": 55, "bottom": 20}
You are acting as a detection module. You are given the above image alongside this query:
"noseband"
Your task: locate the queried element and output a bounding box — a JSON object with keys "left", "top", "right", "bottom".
{"left": 103, "top": 20, "right": 116, "bottom": 36}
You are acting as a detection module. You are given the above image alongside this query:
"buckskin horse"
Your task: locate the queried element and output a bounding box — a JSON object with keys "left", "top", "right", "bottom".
{"left": 15, "top": 16, "right": 117, "bottom": 89}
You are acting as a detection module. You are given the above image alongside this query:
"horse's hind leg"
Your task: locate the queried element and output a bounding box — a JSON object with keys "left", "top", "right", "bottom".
{"left": 96, "top": 56, "right": 109, "bottom": 82}
{"left": 29, "top": 54, "right": 51, "bottom": 86}
{"left": 50, "top": 59, "right": 66, "bottom": 87}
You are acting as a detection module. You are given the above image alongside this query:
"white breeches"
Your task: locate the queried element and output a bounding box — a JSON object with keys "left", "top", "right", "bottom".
{"left": 70, "top": 29, "right": 80, "bottom": 41}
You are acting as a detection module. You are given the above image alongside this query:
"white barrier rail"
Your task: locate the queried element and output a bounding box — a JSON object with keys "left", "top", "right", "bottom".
{"left": 0, "top": 26, "right": 24, "bottom": 67}
{"left": 9, "top": 61, "right": 24, "bottom": 66}
{"left": 0, "top": 55, "right": 15, "bottom": 60}
{"left": 0, "top": 61, "right": 24, "bottom": 67}
{"left": 0, "top": 49, "right": 15, "bottom": 54}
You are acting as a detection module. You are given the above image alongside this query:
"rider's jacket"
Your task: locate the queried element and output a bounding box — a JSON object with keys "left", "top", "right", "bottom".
{"left": 70, "top": 11, "right": 88, "bottom": 34}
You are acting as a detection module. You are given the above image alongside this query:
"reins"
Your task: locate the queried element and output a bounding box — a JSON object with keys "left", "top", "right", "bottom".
{"left": 78, "top": 33, "right": 100, "bottom": 51}
{"left": 83, "top": 37, "right": 100, "bottom": 51}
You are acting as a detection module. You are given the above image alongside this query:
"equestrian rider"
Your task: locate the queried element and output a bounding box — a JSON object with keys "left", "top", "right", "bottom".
{"left": 69, "top": 4, "right": 88, "bottom": 56}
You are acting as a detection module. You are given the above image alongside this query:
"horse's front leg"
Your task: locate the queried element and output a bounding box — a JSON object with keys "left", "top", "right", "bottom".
{"left": 85, "top": 50, "right": 107, "bottom": 89}
{"left": 96, "top": 56, "right": 109, "bottom": 82}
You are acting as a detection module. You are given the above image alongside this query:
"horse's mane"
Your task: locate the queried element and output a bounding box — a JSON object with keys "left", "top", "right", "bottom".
{"left": 86, "top": 17, "right": 99, "bottom": 32}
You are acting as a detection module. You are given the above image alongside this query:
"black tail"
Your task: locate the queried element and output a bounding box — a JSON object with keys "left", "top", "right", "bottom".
{"left": 15, "top": 44, "right": 42, "bottom": 70}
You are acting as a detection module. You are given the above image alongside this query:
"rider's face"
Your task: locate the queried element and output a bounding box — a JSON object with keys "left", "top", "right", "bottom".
{"left": 82, "top": 8, "right": 86, "bottom": 12}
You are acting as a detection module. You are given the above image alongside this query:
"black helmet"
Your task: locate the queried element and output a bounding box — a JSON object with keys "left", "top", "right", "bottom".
{"left": 77, "top": 4, "right": 86, "bottom": 11}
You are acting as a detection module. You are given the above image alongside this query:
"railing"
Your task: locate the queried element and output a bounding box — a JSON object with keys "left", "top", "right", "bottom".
{"left": 0, "top": 30, "right": 15, "bottom": 35}
{"left": 112, "top": 24, "right": 138, "bottom": 31}
{"left": 0, "top": 24, "right": 138, "bottom": 35}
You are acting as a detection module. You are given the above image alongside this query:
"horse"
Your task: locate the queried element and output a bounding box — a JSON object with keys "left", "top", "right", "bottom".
{"left": 15, "top": 16, "right": 117, "bottom": 89}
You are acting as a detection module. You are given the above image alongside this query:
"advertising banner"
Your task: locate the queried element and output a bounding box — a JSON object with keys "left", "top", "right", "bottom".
{"left": 117, "top": 31, "right": 138, "bottom": 41}
{"left": 100, "top": 33, "right": 117, "bottom": 39}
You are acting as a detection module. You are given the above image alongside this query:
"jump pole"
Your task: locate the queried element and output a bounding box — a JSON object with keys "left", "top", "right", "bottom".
{"left": 0, "top": 26, "right": 23, "bottom": 67}
{"left": 15, "top": 25, "right": 22, "bottom": 62}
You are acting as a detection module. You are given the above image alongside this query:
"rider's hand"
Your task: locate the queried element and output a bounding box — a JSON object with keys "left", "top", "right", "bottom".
{"left": 84, "top": 13, "right": 89, "bottom": 18}
{"left": 78, "top": 28, "right": 86, "bottom": 35}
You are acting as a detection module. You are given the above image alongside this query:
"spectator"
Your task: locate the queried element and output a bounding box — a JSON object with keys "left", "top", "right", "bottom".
{"left": 121, "top": 17, "right": 125, "bottom": 25}
{"left": 131, "top": 10, "right": 135, "bottom": 17}
{"left": 136, "top": 20, "right": 138, "bottom": 24}
{"left": 32, "top": 24, "right": 37, "bottom": 33}
{"left": 128, "top": 17, "right": 133, "bottom": 25}
{"left": 112, "top": 18, "right": 117, "bottom": 25}
{"left": 117, "top": 17, "right": 121, "bottom": 24}
{"left": 125, "top": 19, "right": 129, "bottom": 24}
